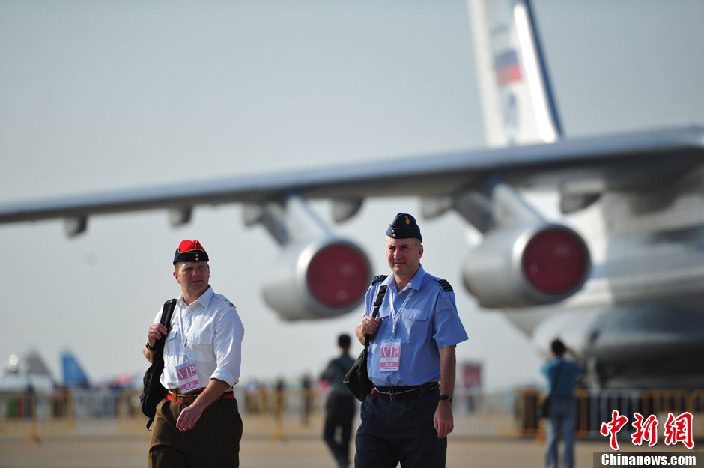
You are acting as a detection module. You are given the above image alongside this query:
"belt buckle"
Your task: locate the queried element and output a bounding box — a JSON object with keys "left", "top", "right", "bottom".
{"left": 171, "top": 390, "right": 196, "bottom": 406}
{"left": 372, "top": 387, "right": 394, "bottom": 402}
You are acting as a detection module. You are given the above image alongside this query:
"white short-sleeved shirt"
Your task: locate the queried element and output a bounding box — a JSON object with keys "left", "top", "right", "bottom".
{"left": 153, "top": 286, "right": 244, "bottom": 390}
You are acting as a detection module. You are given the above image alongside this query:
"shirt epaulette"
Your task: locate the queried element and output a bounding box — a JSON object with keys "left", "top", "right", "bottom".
{"left": 435, "top": 278, "right": 453, "bottom": 292}
{"left": 213, "top": 293, "right": 236, "bottom": 308}
{"left": 371, "top": 275, "right": 388, "bottom": 285}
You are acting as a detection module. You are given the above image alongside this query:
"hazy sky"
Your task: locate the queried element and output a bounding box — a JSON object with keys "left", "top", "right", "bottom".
{"left": 1, "top": 0, "right": 703, "bottom": 391}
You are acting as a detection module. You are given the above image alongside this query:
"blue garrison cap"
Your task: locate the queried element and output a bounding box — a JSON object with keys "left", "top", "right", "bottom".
{"left": 386, "top": 213, "right": 422, "bottom": 241}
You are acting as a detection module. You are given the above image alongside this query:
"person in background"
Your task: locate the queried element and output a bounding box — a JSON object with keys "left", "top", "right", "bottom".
{"left": 542, "top": 337, "right": 584, "bottom": 468}
{"left": 143, "top": 239, "right": 245, "bottom": 467}
{"left": 320, "top": 333, "right": 356, "bottom": 468}
{"left": 300, "top": 372, "right": 314, "bottom": 426}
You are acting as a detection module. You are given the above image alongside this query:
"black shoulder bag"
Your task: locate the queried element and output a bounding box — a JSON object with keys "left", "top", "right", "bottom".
{"left": 140, "top": 298, "right": 176, "bottom": 429}
{"left": 344, "top": 284, "right": 387, "bottom": 402}
{"left": 538, "top": 361, "right": 565, "bottom": 418}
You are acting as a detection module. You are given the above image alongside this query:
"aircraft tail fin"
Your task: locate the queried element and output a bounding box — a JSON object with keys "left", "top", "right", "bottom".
{"left": 61, "top": 350, "right": 90, "bottom": 389}
{"left": 467, "top": 0, "right": 562, "bottom": 147}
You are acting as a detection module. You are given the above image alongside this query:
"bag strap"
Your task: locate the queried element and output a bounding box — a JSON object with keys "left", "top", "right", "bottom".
{"left": 160, "top": 299, "right": 177, "bottom": 328}
{"left": 152, "top": 299, "right": 177, "bottom": 358}
{"left": 364, "top": 284, "right": 387, "bottom": 348}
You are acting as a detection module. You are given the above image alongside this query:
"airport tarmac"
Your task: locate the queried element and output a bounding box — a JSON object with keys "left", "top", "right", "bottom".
{"left": 2, "top": 432, "right": 695, "bottom": 468}
{"left": 1, "top": 413, "right": 698, "bottom": 468}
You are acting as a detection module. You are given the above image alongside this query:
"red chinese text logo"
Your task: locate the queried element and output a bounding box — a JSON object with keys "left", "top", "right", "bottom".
{"left": 600, "top": 411, "right": 694, "bottom": 450}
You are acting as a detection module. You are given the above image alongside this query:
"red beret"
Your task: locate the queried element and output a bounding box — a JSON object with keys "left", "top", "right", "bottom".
{"left": 173, "top": 239, "right": 209, "bottom": 264}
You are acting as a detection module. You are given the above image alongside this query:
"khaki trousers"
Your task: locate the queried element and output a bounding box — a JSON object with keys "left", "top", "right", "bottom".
{"left": 149, "top": 397, "right": 243, "bottom": 468}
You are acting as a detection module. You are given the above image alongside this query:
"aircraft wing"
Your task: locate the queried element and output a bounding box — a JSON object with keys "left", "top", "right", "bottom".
{"left": 0, "top": 125, "right": 702, "bottom": 225}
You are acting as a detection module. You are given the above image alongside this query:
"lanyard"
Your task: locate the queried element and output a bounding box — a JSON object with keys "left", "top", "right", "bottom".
{"left": 176, "top": 302, "right": 196, "bottom": 361}
{"left": 389, "top": 289, "right": 414, "bottom": 339}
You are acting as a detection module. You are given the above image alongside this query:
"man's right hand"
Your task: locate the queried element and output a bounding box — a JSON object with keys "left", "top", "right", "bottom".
{"left": 360, "top": 316, "right": 381, "bottom": 336}
{"left": 147, "top": 323, "right": 169, "bottom": 348}
{"left": 356, "top": 316, "right": 381, "bottom": 344}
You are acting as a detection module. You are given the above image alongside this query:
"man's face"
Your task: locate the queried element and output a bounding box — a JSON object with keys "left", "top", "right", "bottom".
{"left": 386, "top": 237, "right": 423, "bottom": 280}
{"left": 173, "top": 261, "right": 210, "bottom": 297}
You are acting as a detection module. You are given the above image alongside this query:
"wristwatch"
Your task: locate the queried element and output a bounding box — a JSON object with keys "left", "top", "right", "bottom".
{"left": 439, "top": 394, "right": 453, "bottom": 402}
{"left": 145, "top": 342, "right": 156, "bottom": 351}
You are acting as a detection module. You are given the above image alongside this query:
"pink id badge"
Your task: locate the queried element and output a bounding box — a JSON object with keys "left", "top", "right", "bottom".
{"left": 379, "top": 339, "right": 401, "bottom": 372}
{"left": 176, "top": 362, "right": 200, "bottom": 392}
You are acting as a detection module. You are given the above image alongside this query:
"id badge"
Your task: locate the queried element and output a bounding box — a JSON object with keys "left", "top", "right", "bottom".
{"left": 379, "top": 339, "right": 401, "bottom": 372}
{"left": 176, "top": 361, "right": 200, "bottom": 392}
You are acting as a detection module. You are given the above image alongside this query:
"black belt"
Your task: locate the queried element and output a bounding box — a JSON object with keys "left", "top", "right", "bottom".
{"left": 371, "top": 382, "right": 439, "bottom": 402}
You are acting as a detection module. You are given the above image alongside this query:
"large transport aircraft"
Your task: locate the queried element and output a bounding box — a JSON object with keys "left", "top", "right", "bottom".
{"left": 1, "top": 0, "right": 703, "bottom": 390}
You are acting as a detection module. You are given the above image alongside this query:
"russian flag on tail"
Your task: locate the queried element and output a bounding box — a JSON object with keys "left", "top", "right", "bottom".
{"left": 494, "top": 49, "right": 522, "bottom": 86}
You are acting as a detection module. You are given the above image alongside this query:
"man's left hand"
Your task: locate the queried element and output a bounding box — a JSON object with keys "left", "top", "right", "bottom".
{"left": 176, "top": 404, "right": 204, "bottom": 431}
{"left": 433, "top": 401, "right": 454, "bottom": 438}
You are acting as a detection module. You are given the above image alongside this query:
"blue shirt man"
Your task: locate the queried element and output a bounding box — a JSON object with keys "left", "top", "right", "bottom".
{"left": 365, "top": 266, "right": 468, "bottom": 387}
{"left": 541, "top": 338, "right": 584, "bottom": 468}
{"left": 541, "top": 356, "right": 583, "bottom": 398}
{"left": 354, "top": 213, "right": 468, "bottom": 468}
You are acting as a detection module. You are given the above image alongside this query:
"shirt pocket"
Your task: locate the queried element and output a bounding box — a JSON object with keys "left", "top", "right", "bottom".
{"left": 163, "top": 333, "right": 178, "bottom": 364}
{"left": 399, "top": 308, "right": 429, "bottom": 343}
{"left": 189, "top": 331, "right": 215, "bottom": 362}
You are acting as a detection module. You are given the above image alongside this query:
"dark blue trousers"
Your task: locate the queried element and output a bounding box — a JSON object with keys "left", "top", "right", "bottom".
{"left": 354, "top": 391, "right": 446, "bottom": 468}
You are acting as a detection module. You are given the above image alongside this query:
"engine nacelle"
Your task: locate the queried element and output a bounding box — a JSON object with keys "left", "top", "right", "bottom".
{"left": 462, "top": 224, "right": 591, "bottom": 308}
{"left": 261, "top": 238, "right": 372, "bottom": 321}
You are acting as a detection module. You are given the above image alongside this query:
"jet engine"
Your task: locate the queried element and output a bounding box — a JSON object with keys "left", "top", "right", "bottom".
{"left": 462, "top": 224, "right": 590, "bottom": 308}
{"left": 261, "top": 237, "right": 372, "bottom": 321}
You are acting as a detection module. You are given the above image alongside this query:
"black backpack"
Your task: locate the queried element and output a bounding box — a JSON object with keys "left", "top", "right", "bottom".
{"left": 140, "top": 298, "right": 176, "bottom": 429}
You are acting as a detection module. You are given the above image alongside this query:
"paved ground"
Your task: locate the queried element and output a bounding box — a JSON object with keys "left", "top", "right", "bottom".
{"left": 0, "top": 433, "right": 560, "bottom": 468}
{"left": 1, "top": 413, "right": 698, "bottom": 468}
{"left": 2, "top": 432, "right": 697, "bottom": 468}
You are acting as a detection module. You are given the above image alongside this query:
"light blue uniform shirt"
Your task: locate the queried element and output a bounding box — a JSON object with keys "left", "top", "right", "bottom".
{"left": 541, "top": 357, "right": 584, "bottom": 397}
{"left": 364, "top": 265, "right": 468, "bottom": 387}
